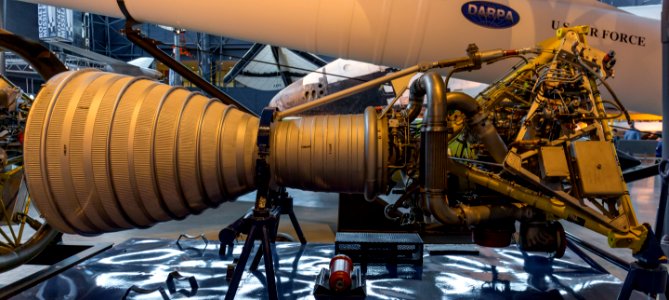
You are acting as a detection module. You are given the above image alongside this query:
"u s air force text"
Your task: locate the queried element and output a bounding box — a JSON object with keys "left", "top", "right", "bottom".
{"left": 552, "top": 20, "right": 646, "bottom": 47}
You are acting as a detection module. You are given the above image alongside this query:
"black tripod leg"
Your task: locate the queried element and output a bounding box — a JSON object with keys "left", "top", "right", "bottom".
{"left": 250, "top": 244, "right": 263, "bottom": 271}
{"left": 251, "top": 218, "right": 277, "bottom": 271}
{"left": 272, "top": 216, "right": 281, "bottom": 270}
{"left": 616, "top": 268, "right": 636, "bottom": 300}
{"left": 656, "top": 177, "right": 669, "bottom": 238}
{"left": 225, "top": 225, "right": 258, "bottom": 300}
{"left": 274, "top": 214, "right": 281, "bottom": 239}
{"left": 262, "top": 225, "right": 279, "bottom": 300}
{"left": 288, "top": 211, "right": 307, "bottom": 244}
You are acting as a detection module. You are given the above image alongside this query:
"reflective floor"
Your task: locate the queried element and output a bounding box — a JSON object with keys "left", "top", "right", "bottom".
{"left": 14, "top": 239, "right": 646, "bottom": 299}
{"left": 44, "top": 175, "right": 663, "bottom": 299}
{"left": 63, "top": 176, "right": 663, "bottom": 268}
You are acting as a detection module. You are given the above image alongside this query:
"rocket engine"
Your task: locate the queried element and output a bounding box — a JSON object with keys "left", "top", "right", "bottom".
{"left": 24, "top": 70, "right": 388, "bottom": 234}
{"left": 23, "top": 27, "right": 649, "bottom": 257}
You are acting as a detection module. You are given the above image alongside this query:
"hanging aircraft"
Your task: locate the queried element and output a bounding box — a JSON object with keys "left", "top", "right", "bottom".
{"left": 18, "top": 0, "right": 661, "bottom": 114}
{"left": 269, "top": 58, "right": 395, "bottom": 113}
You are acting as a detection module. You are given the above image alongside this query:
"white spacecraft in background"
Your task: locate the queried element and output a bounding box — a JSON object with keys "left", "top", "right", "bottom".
{"left": 18, "top": 0, "right": 662, "bottom": 115}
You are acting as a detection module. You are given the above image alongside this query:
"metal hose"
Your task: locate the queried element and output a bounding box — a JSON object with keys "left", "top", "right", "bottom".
{"left": 412, "top": 72, "right": 449, "bottom": 197}
{"left": 428, "top": 193, "right": 531, "bottom": 226}
{"left": 411, "top": 72, "right": 521, "bottom": 225}
{"left": 406, "top": 82, "right": 424, "bottom": 122}
{"left": 446, "top": 92, "right": 508, "bottom": 163}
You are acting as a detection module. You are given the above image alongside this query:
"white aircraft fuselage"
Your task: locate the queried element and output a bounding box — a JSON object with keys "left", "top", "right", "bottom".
{"left": 20, "top": 0, "right": 662, "bottom": 113}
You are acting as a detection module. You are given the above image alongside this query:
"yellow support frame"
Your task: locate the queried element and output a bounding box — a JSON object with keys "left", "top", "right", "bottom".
{"left": 455, "top": 26, "right": 649, "bottom": 254}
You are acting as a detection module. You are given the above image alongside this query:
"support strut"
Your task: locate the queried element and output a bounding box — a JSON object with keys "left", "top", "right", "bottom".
{"left": 220, "top": 107, "right": 306, "bottom": 300}
{"left": 115, "top": 0, "right": 257, "bottom": 116}
{"left": 616, "top": 225, "right": 668, "bottom": 300}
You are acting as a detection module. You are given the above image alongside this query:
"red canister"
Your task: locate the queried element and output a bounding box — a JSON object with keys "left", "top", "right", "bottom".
{"left": 328, "top": 254, "right": 353, "bottom": 292}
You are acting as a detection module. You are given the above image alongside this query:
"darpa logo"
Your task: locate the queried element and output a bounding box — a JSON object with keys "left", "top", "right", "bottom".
{"left": 461, "top": 1, "right": 520, "bottom": 29}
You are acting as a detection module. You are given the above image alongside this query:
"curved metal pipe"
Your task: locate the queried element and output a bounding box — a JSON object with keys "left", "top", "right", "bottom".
{"left": 0, "top": 225, "right": 60, "bottom": 272}
{"left": 412, "top": 75, "right": 517, "bottom": 225}
{"left": 413, "top": 72, "right": 449, "bottom": 203}
{"left": 412, "top": 71, "right": 452, "bottom": 225}
{"left": 427, "top": 194, "right": 460, "bottom": 224}
{"left": 447, "top": 92, "right": 508, "bottom": 163}
{"left": 428, "top": 193, "right": 532, "bottom": 226}
{"left": 446, "top": 92, "right": 479, "bottom": 116}
{"left": 413, "top": 72, "right": 448, "bottom": 132}
{"left": 406, "top": 81, "right": 424, "bottom": 122}
{"left": 408, "top": 80, "right": 507, "bottom": 163}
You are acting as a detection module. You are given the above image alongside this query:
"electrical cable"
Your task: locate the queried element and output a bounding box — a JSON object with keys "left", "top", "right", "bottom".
{"left": 599, "top": 99, "right": 624, "bottom": 120}
{"left": 565, "top": 44, "right": 631, "bottom": 124}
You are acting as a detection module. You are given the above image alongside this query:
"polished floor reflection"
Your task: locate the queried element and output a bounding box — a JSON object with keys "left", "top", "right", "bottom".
{"left": 16, "top": 239, "right": 645, "bottom": 299}
{"left": 62, "top": 176, "right": 664, "bottom": 282}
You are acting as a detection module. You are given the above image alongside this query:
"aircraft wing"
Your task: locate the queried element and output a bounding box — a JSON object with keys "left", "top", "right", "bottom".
{"left": 46, "top": 40, "right": 163, "bottom": 79}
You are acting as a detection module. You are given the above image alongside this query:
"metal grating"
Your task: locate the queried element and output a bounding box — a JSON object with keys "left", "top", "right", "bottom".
{"left": 335, "top": 232, "right": 423, "bottom": 265}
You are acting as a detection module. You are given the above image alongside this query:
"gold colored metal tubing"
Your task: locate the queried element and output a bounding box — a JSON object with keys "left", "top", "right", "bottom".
{"left": 0, "top": 240, "right": 12, "bottom": 249}
{"left": 588, "top": 79, "right": 641, "bottom": 233}
{"left": 447, "top": 160, "right": 641, "bottom": 247}
{"left": 16, "top": 195, "right": 31, "bottom": 245}
{"left": 0, "top": 189, "right": 17, "bottom": 246}
{"left": 0, "top": 226, "right": 14, "bottom": 247}
{"left": 0, "top": 167, "right": 24, "bottom": 245}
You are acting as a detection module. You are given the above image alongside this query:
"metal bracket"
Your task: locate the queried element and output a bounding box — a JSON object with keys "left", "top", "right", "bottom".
{"left": 617, "top": 225, "right": 669, "bottom": 299}
{"left": 0, "top": 30, "right": 66, "bottom": 80}
{"left": 166, "top": 271, "right": 199, "bottom": 297}
{"left": 257, "top": 107, "right": 276, "bottom": 158}
{"left": 254, "top": 107, "right": 277, "bottom": 212}
{"left": 122, "top": 285, "right": 169, "bottom": 300}
{"left": 122, "top": 271, "right": 199, "bottom": 299}
{"left": 176, "top": 233, "right": 209, "bottom": 253}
